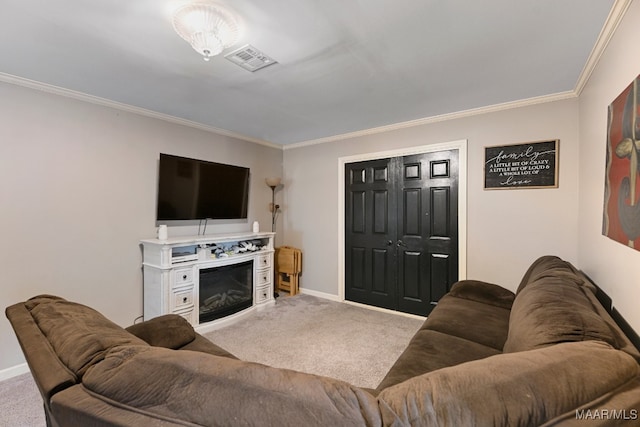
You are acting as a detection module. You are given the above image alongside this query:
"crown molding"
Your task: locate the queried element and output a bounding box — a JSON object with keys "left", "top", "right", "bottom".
{"left": 284, "top": 91, "right": 577, "bottom": 150}
{"left": 0, "top": 72, "right": 282, "bottom": 150}
{"left": 574, "top": 0, "right": 633, "bottom": 95}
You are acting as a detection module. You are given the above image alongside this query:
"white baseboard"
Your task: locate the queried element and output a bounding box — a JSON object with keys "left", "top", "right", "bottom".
{"left": 299, "top": 288, "right": 426, "bottom": 320}
{"left": 298, "top": 287, "right": 341, "bottom": 302}
{"left": 343, "top": 300, "right": 427, "bottom": 320}
{"left": 0, "top": 363, "right": 29, "bottom": 382}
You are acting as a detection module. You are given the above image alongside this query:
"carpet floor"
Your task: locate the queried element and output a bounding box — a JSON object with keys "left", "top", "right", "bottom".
{"left": 203, "top": 294, "right": 424, "bottom": 389}
{"left": 0, "top": 294, "right": 423, "bottom": 426}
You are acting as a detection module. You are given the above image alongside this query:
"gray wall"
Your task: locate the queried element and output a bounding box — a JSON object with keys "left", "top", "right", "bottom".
{"left": 282, "top": 99, "right": 580, "bottom": 297}
{"left": 577, "top": 0, "right": 640, "bottom": 331}
{"left": 0, "top": 82, "right": 283, "bottom": 372}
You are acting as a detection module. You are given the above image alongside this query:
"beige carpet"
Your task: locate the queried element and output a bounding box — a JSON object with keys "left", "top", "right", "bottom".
{"left": 0, "top": 294, "right": 423, "bottom": 426}
{"left": 204, "top": 293, "right": 424, "bottom": 389}
{"left": 0, "top": 372, "right": 43, "bottom": 427}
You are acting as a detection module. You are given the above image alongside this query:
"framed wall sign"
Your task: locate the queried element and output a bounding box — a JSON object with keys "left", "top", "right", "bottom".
{"left": 484, "top": 140, "right": 559, "bottom": 190}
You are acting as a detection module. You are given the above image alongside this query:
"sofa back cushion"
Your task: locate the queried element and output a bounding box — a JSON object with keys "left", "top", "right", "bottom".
{"left": 516, "top": 255, "right": 584, "bottom": 294}
{"left": 503, "top": 276, "right": 616, "bottom": 353}
{"left": 83, "top": 345, "right": 383, "bottom": 426}
{"left": 377, "top": 341, "right": 639, "bottom": 427}
{"left": 26, "top": 295, "right": 147, "bottom": 378}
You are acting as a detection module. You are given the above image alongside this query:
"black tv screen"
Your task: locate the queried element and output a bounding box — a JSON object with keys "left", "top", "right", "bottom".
{"left": 156, "top": 153, "right": 250, "bottom": 221}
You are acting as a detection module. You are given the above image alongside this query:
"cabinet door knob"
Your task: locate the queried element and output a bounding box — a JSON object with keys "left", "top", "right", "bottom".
{"left": 183, "top": 297, "right": 188, "bottom": 303}
{"left": 182, "top": 275, "right": 187, "bottom": 280}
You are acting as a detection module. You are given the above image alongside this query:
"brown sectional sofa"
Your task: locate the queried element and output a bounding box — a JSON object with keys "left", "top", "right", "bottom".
{"left": 6, "top": 255, "right": 640, "bottom": 426}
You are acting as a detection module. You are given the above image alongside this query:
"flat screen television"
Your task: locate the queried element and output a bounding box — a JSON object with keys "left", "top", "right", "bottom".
{"left": 156, "top": 153, "right": 250, "bottom": 221}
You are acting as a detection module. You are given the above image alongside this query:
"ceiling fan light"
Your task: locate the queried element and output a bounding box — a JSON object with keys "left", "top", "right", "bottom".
{"left": 172, "top": 2, "right": 239, "bottom": 60}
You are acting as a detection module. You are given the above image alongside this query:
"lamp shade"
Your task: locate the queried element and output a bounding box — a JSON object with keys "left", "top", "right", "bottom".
{"left": 172, "top": 2, "right": 239, "bottom": 61}
{"left": 266, "top": 177, "right": 282, "bottom": 187}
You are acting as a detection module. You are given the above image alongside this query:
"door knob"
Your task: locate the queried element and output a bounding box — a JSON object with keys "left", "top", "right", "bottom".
{"left": 397, "top": 240, "right": 406, "bottom": 247}
{"left": 387, "top": 240, "right": 394, "bottom": 246}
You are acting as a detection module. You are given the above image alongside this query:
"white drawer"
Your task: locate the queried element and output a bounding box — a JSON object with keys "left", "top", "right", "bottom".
{"left": 256, "top": 269, "right": 271, "bottom": 286}
{"left": 257, "top": 254, "right": 271, "bottom": 269}
{"left": 173, "top": 307, "right": 196, "bottom": 325}
{"left": 255, "top": 286, "right": 270, "bottom": 303}
{"left": 174, "top": 268, "right": 193, "bottom": 286}
{"left": 172, "top": 287, "right": 194, "bottom": 310}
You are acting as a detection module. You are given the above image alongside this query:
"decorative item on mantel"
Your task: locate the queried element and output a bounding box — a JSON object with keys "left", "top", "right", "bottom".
{"left": 158, "top": 224, "right": 168, "bottom": 241}
{"left": 266, "top": 177, "right": 283, "bottom": 232}
{"left": 208, "top": 240, "right": 267, "bottom": 259}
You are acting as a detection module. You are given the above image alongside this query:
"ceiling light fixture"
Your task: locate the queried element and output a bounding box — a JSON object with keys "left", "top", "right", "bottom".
{"left": 172, "top": 2, "right": 239, "bottom": 61}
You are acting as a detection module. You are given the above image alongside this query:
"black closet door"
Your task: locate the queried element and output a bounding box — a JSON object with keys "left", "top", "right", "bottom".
{"left": 345, "top": 150, "right": 459, "bottom": 316}
{"left": 396, "top": 150, "right": 459, "bottom": 315}
{"left": 345, "top": 158, "right": 398, "bottom": 310}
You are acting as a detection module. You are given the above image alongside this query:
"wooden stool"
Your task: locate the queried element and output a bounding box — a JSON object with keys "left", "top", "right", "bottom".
{"left": 275, "top": 246, "right": 302, "bottom": 296}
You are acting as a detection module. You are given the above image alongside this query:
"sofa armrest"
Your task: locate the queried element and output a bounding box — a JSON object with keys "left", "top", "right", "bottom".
{"left": 5, "top": 303, "right": 77, "bottom": 410}
{"left": 448, "top": 280, "right": 515, "bottom": 309}
{"left": 125, "top": 315, "right": 195, "bottom": 349}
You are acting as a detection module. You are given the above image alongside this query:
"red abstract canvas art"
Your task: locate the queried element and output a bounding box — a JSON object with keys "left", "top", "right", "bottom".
{"left": 603, "top": 74, "right": 640, "bottom": 250}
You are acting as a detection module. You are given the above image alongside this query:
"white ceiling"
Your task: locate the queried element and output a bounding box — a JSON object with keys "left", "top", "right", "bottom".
{"left": 0, "top": 0, "right": 618, "bottom": 146}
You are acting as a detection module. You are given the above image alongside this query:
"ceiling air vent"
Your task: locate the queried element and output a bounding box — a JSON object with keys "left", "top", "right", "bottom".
{"left": 225, "top": 45, "right": 278, "bottom": 72}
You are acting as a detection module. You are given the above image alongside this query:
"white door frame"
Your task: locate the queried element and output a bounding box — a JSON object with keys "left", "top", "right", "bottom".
{"left": 337, "top": 139, "right": 468, "bottom": 302}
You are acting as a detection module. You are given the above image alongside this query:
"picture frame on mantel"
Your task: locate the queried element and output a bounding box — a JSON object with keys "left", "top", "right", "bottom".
{"left": 484, "top": 139, "right": 559, "bottom": 190}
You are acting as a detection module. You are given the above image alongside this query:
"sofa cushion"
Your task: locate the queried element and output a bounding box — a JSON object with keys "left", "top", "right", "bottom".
{"left": 83, "top": 345, "right": 384, "bottom": 427}
{"left": 421, "top": 293, "right": 511, "bottom": 351}
{"left": 541, "top": 376, "right": 640, "bottom": 426}
{"left": 447, "top": 280, "right": 515, "bottom": 310}
{"left": 516, "top": 255, "right": 584, "bottom": 294}
{"left": 178, "top": 334, "right": 238, "bottom": 359}
{"left": 378, "top": 341, "right": 640, "bottom": 427}
{"left": 125, "top": 314, "right": 196, "bottom": 349}
{"left": 503, "top": 277, "right": 617, "bottom": 353}
{"left": 26, "top": 295, "right": 147, "bottom": 378}
{"left": 376, "top": 329, "right": 500, "bottom": 392}
{"left": 51, "top": 385, "right": 185, "bottom": 427}
{"left": 581, "top": 288, "right": 640, "bottom": 363}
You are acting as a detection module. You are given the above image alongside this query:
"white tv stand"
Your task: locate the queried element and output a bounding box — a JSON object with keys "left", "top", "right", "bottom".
{"left": 140, "top": 231, "right": 275, "bottom": 332}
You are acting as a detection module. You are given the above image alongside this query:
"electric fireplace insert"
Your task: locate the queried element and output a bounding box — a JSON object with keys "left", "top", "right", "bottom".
{"left": 199, "top": 260, "right": 253, "bottom": 323}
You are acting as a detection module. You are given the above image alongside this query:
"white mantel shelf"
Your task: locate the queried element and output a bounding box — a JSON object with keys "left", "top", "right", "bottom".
{"left": 140, "top": 231, "right": 276, "bottom": 331}
{"left": 140, "top": 231, "right": 275, "bottom": 247}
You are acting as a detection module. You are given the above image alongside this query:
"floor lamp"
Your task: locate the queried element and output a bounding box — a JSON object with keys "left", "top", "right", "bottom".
{"left": 266, "top": 177, "right": 282, "bottom": 232}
